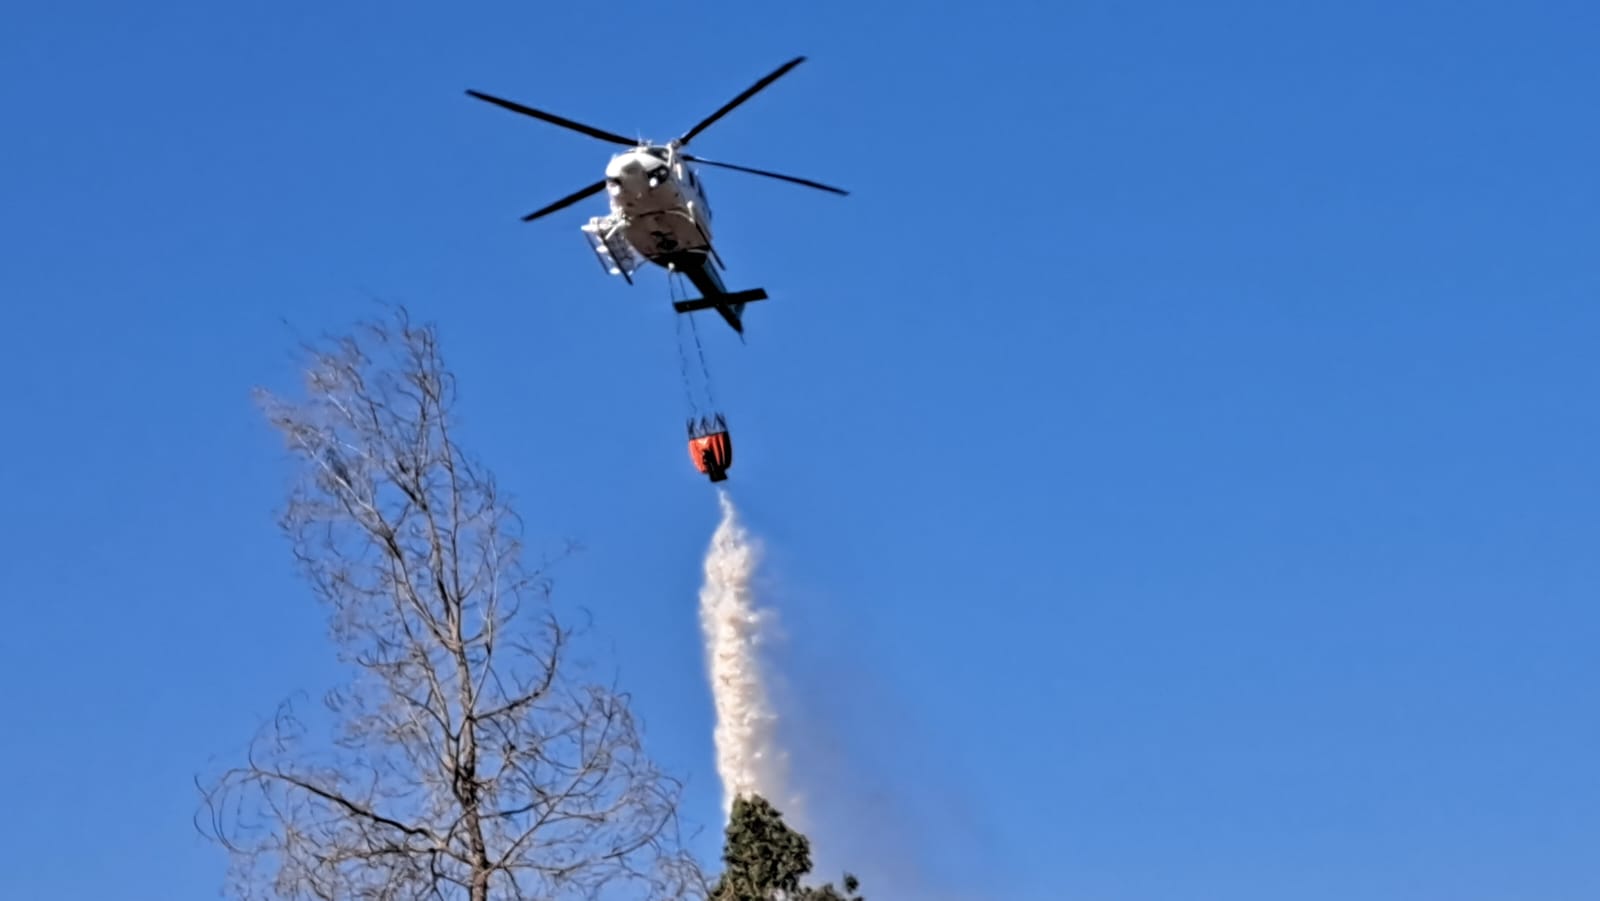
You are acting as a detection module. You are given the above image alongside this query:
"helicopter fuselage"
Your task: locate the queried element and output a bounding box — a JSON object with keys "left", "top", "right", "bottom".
{"left": 603, "top": 145, "right": 717, "bottom": 265}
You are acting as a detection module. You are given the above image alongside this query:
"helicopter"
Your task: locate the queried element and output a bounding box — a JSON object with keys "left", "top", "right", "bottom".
{"left": 466, "top": 56, "right": 848, "bottom": 336}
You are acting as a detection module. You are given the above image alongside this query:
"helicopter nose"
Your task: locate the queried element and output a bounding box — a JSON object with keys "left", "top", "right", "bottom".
{"left": 607, "top": 152, "right": 669, "bottom": 193}
{"left": 606, "top": 153, "right": 648, "bottom": 178}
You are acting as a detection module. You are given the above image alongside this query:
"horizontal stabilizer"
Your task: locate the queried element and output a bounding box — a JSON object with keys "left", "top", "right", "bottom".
{"left": 671, "top": 288, "right": 769, "bottom": 314}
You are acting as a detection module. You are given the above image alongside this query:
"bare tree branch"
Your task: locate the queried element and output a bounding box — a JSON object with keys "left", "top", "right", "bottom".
{"left": 198, "top": 305, "right": 705, "bottom": 901}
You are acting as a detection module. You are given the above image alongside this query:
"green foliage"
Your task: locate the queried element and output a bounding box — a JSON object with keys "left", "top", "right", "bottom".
{"left": 795, "top": 872, "right": 863, "bottom": 901}
{"left": 710, "top": 794, "right": 864, "bottom": 901}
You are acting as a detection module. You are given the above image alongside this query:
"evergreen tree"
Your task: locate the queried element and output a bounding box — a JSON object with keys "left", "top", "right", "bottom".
{"left": 711, "top": 794, "right": 864, "bottom": 901}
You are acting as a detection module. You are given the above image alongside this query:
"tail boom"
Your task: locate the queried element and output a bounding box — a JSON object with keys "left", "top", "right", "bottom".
{"left": 661, "top": 252, "right": 769, "bottom": 335}
{"left": 672, "top": 288, "right": 769, "bottom": 333}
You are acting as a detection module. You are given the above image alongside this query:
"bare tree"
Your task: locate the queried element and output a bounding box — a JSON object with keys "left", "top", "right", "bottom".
{"left": 199, "top": 306, "right": 707, "bottom": 901}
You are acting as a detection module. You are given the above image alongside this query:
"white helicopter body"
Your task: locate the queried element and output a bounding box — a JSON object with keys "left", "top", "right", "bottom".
{"left": 587, "top": 144, "right": 715, "bottom": 273}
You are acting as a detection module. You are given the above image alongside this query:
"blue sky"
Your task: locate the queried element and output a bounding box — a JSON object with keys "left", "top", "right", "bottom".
{"left": 2, "top": 1, "right": 1598, "bottom": 898}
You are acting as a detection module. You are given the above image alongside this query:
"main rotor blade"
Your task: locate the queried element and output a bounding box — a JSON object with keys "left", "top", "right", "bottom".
{"left": 677, "top": 56, "right": 807, "bottom": 146}
{"left": 466, "top": 89, "right": 638, "bottom": 148}
{"left": 682, "top": 154, "right": 848, "bottom": 195}
{"left": 521, "top": 179, "right": 607, "bottom": 222}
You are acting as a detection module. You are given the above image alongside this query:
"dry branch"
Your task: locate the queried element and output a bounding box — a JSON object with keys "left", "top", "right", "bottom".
{"left": 198, "top": 306, "right": 706, "bottom": 901}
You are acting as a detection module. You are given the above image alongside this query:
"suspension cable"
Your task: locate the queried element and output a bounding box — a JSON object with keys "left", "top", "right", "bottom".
{"left": 667, "top": 267, "right": 721, "bottom": 423}
{"left": 687, "top": 309, "right": 717, "bottom": 412}
{"left": 668, "top": 271, "right": 701, "bottom": 419}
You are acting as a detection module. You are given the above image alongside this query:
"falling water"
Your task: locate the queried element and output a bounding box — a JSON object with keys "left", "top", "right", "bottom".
{"left": 698, "top": 489, "right": 790, "bottom": 815}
